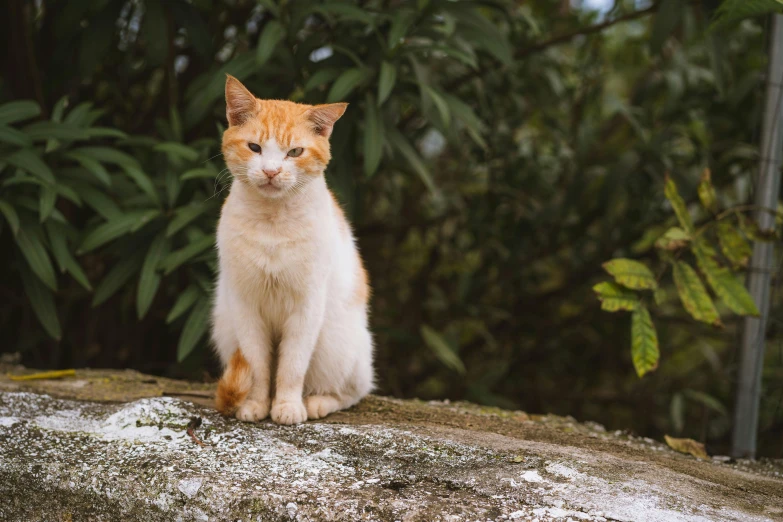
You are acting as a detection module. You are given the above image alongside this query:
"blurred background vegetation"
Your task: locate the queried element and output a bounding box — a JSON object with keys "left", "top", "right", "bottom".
{"left": 1, "top": 0, "right": 782, "bottom": 457}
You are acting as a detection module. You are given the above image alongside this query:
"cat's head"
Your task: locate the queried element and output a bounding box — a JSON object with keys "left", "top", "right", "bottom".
{"left": 221, "top": 75, "right": 347, "bottom": 199}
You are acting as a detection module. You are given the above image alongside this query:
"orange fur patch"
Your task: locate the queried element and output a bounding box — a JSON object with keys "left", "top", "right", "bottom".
{"left": 222, "top": 80, "right": 346, "bottom": 179}
{"left": 328, "top": 191, "right": 370, "bottom": 305}
{"left": 354, "top": 252, "right": 371, "bottom": 305}
{"left": 215, "top": 349, "right": 252, "bottom": 415}
{"left": 329, "top": 191, "right": 350, "bottom": 234}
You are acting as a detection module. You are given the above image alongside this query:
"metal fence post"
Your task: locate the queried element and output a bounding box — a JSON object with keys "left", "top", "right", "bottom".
{"left": 731, "top": 14, "right": 783, "bottom": 460}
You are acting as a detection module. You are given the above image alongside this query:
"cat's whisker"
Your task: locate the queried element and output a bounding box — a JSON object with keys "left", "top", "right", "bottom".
{"left": 202, "top": 152, "right": 224, "bottom": 164}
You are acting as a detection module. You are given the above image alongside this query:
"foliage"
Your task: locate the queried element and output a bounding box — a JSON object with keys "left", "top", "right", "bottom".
{"left": 0, "top": 97, "right": 224, "bottom": 360}
{"left": 595, "top": 171, "right": 778, "bottom": 377}
{"left": 1, "top": 0, "right": 783, "bottom": 456}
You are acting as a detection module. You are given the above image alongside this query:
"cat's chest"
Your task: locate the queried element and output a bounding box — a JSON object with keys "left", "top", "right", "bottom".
{"left": 221, "top": 217, "right": 318, "bottom": 276}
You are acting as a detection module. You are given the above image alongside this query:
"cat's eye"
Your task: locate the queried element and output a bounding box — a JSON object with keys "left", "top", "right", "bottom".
{"left": 287, "top": 147, "right": 304, "bottom": 158}
{"left": 248, "top": 143, "right": 261, "bottom": 153}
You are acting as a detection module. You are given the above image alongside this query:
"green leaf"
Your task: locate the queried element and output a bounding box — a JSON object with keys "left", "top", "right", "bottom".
{"left": 92, "top": 251, "right": 144, "bottom": 306}
{"left": 420, "top": 324, "right": 466, "bottom": 374}
{"left": 77, "top": 184, "right": 122, "bottom": 220}
{"left": 387, "top": 10, "right": 415, "bottom": 50}
{"left": 305, "top": 68, "right": 343, "bottom": 92}
{"left": 664, "top": 175, "right": 694, "bottom": 233}
{"left": 327, "top": 68, "right": 370, "bottom": 103}
{"left": 443, "top": 93, "right": 487, "bottom": 149}
{"left": 631, "top": 305, "right": 659, "bottom": 378}
{"left": 655, "top": 227, "right": 690, "bottom": 251}
{"left": 421, "top": 85, "right": 451, "bottom": 127}
{"left": 83, "top": 127, "right": 128, "bottom": 139}
{"left": 122, "top": 165, "right": 160, "bottom": 205}
{"left": 5, "top": 149, "right": 55, "bottom": 184}
{"left": 697, "top": 168, "right": 718, "bottom": 214}
{"left": 650, "top": 0, "right": 684, "bottom": 54}
{"left": 0, "top": 199, "right": 20, "bottom": 236}
{"left": 46, "top": 222, "right": 92, "bottom": 291}
{"left": 672, "top": 262, "right": 722, "bottom": 327}
{"left": 694, "top": 241, "right": 760, "bottom": 316}
{"left": 0, "top": 124, "right": 32, "bottom": 147}
{"left": 312, "top": 3, "right": 375, "bottom": 24}
{"left": 450, "top": 7, "right": 513, "bottom": 65}
{"left": 62, "top": 102, "right": 93, "bottom": 126}
{"left": 363, "top": 95, "right": 384, "bottom": 177}
{"left": 377, "top": 61, "right": 397, "bottom": 105}
{"left": 256, "top": 20, "right": 285, "bottom": 66}
{"left": 39, "top": 185, "right": 57, "bottom": 223}
{"left": 160, "top": 235, "right": 214, "bottom": 275}
{"left": 0, "top": 100, "right": 41, "bottom": 125}
{"left": 717, "top": 221, "right": 752, "bottom": 268}
{"left": 602, "top": 258, "right": 657, "bottom": 290}
{"left": 386, "top": 128, "right": 436, "bottom": 193}
{"left": 20, "top": 261, "right": 61, "bottom": 340}
{"left": 166, "top": 202, "right": 209, "bottom": 237}
{"left": 181, "top": 166, "right": 220, "bottom": 180}
{"left": 683, "top": 389, "right": 728, "bottom": 416}
{"left": 15, "top": 227, "right": 57, "bottom": 291}
{"left": 65, "top": 151, "right": 112, "bottom": 185}
{"left": 22, "top": 122, "right": 91, "bottom": 141}
{"left": 166, "top": 285, "right": 201, "bottom": 324}
{"left": 54, "top": 183, "right": 82, "bottom": 207}
{"left": 71, "top": 146, "right": 140, "bottom": 169}
{"left": 178, "top": 297, "right": 211, "bottom": 362}
{"left": 711, "top": 0, "right": 783, "bottom": 29}
{"left": 129, "top": 209, "right": 161, "bottom": 233}
{"left": 153, "top": 142, "right": 199, "bottom": 162}
{"left": 593, "top": 281, "right": 639, "bottom": 312}
{"left": 137, "top": 233, "right": 169, "bottom": 319}
{"left": 78, "top": 211, "right": 154, "bottom": 253}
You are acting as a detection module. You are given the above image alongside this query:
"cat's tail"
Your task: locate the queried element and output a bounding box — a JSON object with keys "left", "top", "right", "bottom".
{"left": 215, "top": 349, "right": 252, "bottom": 415}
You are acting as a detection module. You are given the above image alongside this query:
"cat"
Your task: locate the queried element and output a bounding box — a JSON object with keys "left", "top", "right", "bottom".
{"left": 211, "top": 75, "right": 374, "bottom": 425}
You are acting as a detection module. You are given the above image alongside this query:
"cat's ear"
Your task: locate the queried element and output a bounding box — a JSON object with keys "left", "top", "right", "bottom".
{"left": 306, "top": 103, "right": 348, "bottom": 138}
{"left": 225, "top": 75, "right": 257, "bottom": 127}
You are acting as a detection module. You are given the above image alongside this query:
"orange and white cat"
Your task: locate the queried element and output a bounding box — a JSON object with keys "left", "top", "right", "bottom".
{"left": 211, "top": 75, "right": 373, "bottom": 425}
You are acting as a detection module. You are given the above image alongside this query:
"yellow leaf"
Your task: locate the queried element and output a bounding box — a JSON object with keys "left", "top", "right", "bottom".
{"left": 593, "top": 281, "right": 639, "bottom": 312}
{"left": 664, "top": 435, "right": 709, "bottom": 459}
{"left": 8, "top": 369, "right": 76, "bottom": 381}
{"left": 603, "top": 258, "right": 658, "bottom": 290}
{"left": 697, "top": 168, "right": 718, "bottom": 214}
{"left": 655, "top": 227, "right": 691, "bottom": 251}
{"left": 631, "top": 305, "right": 659, "bottom": 377}
{"left": 716, "top": 221, "right": 751, "bottom": 268}
{"left": 672, "top": 262, "right": 722, "bottom": 327}
{"left": 664, "top": 175, "right": 694, "bottom": 233}
{"left": 693, "top": 240, "right": 760, "bottom": 316}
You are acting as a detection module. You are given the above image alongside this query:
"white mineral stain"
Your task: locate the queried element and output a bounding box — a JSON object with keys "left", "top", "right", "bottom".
{"left": 0, "top": 392, "right": 777, "bottom": 522}
{"left": 521, "top": 470, "right": 544, "bottom": 483}
{"left": 177, "top": 477, "right": 203, "bottom": 498}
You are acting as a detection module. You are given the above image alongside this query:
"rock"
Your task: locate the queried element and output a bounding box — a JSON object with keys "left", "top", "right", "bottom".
{"left": 0, "top": 368, "right": 781, "bottom": 521}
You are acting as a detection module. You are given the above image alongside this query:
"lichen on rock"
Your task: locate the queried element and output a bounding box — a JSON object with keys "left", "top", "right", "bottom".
{"left": 0, "top": 370, "right": 781, "bottom": 521}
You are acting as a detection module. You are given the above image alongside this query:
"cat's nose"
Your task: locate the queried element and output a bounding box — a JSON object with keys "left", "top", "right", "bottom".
{"left": 263, "top": 167, "right": 281, "bottom": 179}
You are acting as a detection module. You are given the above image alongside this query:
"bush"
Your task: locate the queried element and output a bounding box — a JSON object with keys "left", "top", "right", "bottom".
{"left": 1, "top": 0, "right": 782, "bottom": 455}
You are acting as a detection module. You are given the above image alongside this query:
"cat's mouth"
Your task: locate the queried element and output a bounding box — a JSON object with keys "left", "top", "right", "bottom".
{"left": 257, "top": 182, "right": 284, "bottom": 195}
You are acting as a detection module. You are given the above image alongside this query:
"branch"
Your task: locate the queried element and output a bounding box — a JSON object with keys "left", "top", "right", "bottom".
{"left": 446, "top": 3, "right": 659, "bottom": 91}
{"left": 515, "top": 4, "right": 658, "bottom": 59}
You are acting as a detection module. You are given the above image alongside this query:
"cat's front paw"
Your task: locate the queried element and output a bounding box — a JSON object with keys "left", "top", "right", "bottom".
{"left": 236, "top": 398, "right": 270, "bottom": 422}
{"left": 270, "top": 400, "right": 308, "bottom": 425}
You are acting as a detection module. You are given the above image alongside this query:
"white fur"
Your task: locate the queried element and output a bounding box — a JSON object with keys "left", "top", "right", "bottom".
{"left": 212, "top": 139, "right": 374, "bottom": 425}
